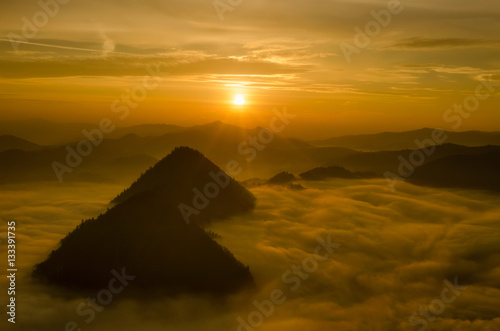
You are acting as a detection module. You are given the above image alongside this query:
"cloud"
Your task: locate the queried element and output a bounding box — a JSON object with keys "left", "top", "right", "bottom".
{"left": 0, "top": 54, "right": 305, "bottom": 79}
{"left": 390, "top": 38, "right": 500, "bottom": 49}
{"left": 2, "top": 179, "right": 500, "bottom": 330}
{"left": 98, "top": 29, "right": 116, "bottom": 57}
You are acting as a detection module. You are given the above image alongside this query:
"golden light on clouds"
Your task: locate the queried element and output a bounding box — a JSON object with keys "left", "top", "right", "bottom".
{"left": 0, "top": 0, "right": 499, "bottom": 136}
{"left": 0, "top": 2, "right": 499, "bottom": 331}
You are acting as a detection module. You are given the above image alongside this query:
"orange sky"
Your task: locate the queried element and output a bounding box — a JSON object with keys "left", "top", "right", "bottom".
{"left": 1, "top": 0, "right": 499, "bottom": 139}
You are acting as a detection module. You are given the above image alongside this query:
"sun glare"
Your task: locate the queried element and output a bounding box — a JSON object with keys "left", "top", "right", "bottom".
{"left": 233, "top": 94, "right": 245, "bottom": 105}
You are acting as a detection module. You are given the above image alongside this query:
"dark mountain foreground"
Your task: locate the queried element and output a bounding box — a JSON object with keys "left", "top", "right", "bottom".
{"left": 33, "top": 147, "right": 256, "bottom": 296}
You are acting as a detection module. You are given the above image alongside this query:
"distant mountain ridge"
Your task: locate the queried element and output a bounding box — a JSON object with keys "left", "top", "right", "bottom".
{"left": 1, "top": 121, "right": 500, "bottom": 185}
{"left": 0, "top": 121, "right": 322, "bottom": 183}
{"left": 299, "top": 166, "right": 377, "bottom": 180}
{"left": 2, "top": 120, "right": 499, "bottom": 150}
{"left": 331, "top": 144, "right": 500, "bottom": 174}
{"left": 0, "top": 120, "right": 185, "bottom": 145}
{"left": 0, "top": 135, "right": 42, "bottom": 153}
{"left": 313, "top": 128, "right": 500, "bottom": 151}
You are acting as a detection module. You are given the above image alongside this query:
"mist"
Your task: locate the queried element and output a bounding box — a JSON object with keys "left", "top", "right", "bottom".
{"left": 1, "top": 179, "right": 499, "bottom": 330}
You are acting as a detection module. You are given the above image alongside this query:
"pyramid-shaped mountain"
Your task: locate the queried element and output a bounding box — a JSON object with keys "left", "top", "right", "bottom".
{"left": 112, "top": 146, "right": 255, "bottom": 225}
{"left": 33, "top": 147, "right": 255, "bottom": 295}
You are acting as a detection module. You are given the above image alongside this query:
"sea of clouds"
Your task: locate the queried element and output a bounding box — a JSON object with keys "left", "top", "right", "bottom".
{"left": 1, "top": 179, "right": 499, "bottom": 330}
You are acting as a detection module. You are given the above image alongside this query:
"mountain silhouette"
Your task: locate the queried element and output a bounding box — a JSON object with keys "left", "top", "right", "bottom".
{"left": 108, "top": 124, "right": 185, "bottom": 139}
{"left": 264, "top": 171, "right": 306, "bottom": 190}
{"left": 111, "top": 146, "right": 256, "bottom": 223}
{"left": 0, "top": 119, "right": 98, "bottom": 145}
{"left": 408, "top": 151, "right": 500, "bottom": 192}
{"left": 299, "top": 166, "right": 377, "bottom": 180}
{"left": 266, "top": 171, "right": 296, "bottom": 185}
{"left": 313, "top": 128, "right": 500, "bottom": 151}
{"left": 331, "top": 144, "right": 500, "bottom": 174}
{"left": 3, "top": 122, "right": 500, "bottom": 185}
{"left": 0, "top": 129, "right": 356, "bottom": 184}
{"left": 33, "top": 147, "right": 255, "bottom": 295}
{"left": 0, "top": 135, "right": 42, "bottom": 153}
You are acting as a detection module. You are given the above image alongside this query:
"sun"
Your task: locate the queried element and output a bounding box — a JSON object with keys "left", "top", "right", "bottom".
{"left": 233, "top": 94, "right": 245, "bottom": 105}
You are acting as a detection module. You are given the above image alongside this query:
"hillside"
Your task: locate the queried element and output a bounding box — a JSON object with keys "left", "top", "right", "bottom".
{"left": 408, "top": 152, "right": 500, "bottom": 192}
{"left": 33, "top": 147, "right": 256, "bottom": 295}
{"left": 111, "top": 147, "right": 256, "bottom": 223}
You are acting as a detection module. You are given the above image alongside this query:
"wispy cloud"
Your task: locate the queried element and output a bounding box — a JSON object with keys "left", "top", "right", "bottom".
{"left": 98, "top": 29, "right": 116, "bottom": 57}
{"left": 391, "top": 37, "right": 500, "bottom": 49}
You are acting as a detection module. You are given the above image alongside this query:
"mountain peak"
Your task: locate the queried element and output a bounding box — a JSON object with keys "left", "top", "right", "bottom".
{"left": 111, "top": 146, "right": 255, "bottom": 224}
{"left": 33, "top": 147, "right": 255, "bottom": 295}
{"left": 113, "top": 146, "right": 202, "bottom": 197}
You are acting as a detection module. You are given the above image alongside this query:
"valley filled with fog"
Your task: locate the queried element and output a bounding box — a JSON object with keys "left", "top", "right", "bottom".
{"left": 1, "top": 178, "right": 499, "bottom": 331}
